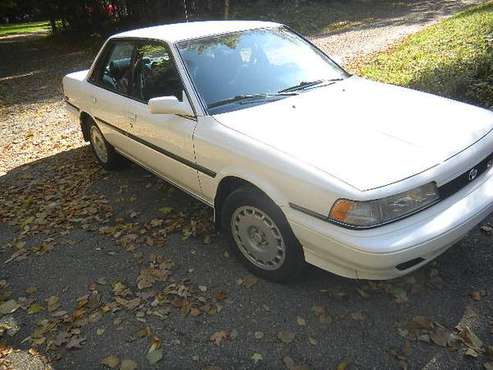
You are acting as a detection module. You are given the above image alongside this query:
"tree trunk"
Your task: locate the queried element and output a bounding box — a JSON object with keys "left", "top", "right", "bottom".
{"left": 49, "top": 16, "right": 57, "bottom": 33}
{"left": 224, "top": 0, "right": 229, "bottom": 19}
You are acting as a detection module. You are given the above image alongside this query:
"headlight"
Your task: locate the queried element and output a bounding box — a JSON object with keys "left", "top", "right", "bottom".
{"left": 329, "top": 182, "right": 440, "bottom": 228}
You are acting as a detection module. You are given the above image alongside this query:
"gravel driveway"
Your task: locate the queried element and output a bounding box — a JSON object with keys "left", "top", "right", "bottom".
{"left": 312, "top": 0, "right": 485, "bottom": 64}
{"left": 1, "top": 1, "right": 493, "bottom": 369}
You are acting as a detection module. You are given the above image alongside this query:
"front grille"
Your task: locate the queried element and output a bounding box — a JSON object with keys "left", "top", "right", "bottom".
{"left": 438, "top": 153, "right": 493, "bottom": 199}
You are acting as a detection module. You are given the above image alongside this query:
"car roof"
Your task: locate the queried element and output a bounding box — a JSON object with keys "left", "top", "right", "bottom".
{"left": 111, "top": 20, "right": 281, "bottom": 44}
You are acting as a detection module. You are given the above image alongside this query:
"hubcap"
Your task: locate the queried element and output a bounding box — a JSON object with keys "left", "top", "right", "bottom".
{"left": 231, "top": 206, "right": 286, "bottom": 270}
{"left": 90, "top": 126, "right": 108, "bottom": 163}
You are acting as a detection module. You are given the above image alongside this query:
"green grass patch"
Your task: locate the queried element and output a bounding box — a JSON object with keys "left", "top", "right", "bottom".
{"left": 353, "top": 1, "right": 493, "bottom": 108}
{"left": 0, "top": 21, "right": 50, "bottom": 36}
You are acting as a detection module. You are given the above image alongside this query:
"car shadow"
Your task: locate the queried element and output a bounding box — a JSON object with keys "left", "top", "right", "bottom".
{"left": 2, "top": 125, "right": 493, "bottom": 369}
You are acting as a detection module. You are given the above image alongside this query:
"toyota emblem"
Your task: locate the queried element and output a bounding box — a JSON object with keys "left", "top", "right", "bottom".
{"left": 468, "top": 168, "right": 478, "bottom": 181}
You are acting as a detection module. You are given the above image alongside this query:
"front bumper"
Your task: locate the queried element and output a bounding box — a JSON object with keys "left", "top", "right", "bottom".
{"left": 287, "top": 168, "right": 493, "bottom": 280}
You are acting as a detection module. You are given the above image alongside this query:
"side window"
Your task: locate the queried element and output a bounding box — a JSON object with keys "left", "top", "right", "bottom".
{"left": 97, "top": 41, "right": 135, "bottom": 95}
{"left": 131, "top": 42, "right": 183, "bottom": 103}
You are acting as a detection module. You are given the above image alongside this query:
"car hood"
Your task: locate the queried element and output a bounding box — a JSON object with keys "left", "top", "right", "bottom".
{"left": 213, "top": 77, "right": 493, "bottom": 191}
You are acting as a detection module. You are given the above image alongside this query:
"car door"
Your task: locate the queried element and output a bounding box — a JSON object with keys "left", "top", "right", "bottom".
{"left": 86, "top": 39, "right": 143, "bottom": 157}
{"left": 124, "top": 40, "right": 202, "bottom": 196}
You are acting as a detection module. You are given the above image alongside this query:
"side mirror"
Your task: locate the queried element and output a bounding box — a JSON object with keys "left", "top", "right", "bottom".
{"left": 148, "top": 96, "right": 194, "bottom": 116}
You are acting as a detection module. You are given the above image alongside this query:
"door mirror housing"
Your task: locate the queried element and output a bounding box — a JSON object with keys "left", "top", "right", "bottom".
{"left": 148, "top": 96, "right": 194, "bottom": 116}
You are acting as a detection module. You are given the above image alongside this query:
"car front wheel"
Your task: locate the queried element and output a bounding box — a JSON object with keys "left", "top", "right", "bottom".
{"left": 222, "top": 187, "right": 305, "bottom": 282}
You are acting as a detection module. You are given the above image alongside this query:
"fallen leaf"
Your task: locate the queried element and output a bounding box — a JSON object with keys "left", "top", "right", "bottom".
{"left": 254, "top": 331, "right": 264, "bottom": 339}
{"left": 96, "top": 278, "right": 108, "bottom": 285}
{"left": 214, "top": 291, "right": 226, "bottom": 301}
{"left": 465, "top": 348, "right": 479, "bottom": 358}
{"left": 484, "top": 362, "right": 493, "bottom": 370}
{"left": 458, "top": 325, "right": 483, "bottom": 352}
{"left": 120, "top": 359, "right": 138, "bottom": 370}
{"left": 312, "top": 305, "right": 330, "bottom": 323}
{"left": 251, "top": 353, "right": 263, "bottom": 364}
{"left": 430, "top": 327, "right": 450, "bottom": 347}
{"left": 336, "top": 361, "right": 350, "bottom": 370}
{"left": 66, "top": 335, "right": 86, "bottom": 350}
{"left": 409, "top": 316, "right": 433, "bottom": 330}
{"left": 242, "top": 276, "right": 258, "bottom": 288}
{"left": 0, "top": 300, "right": 20, "bottom": 315}
{"left": 351, "top": 311, "right": 366, "bottom": 321}
{"left": 46, "top": 296, "right": 60, "bottom": 312}
{"left": 389, "top": 287, "right": 408, "bottom": 303}
{"left": 53, "top": 331, "right": 70, "bottom": 347}
{"left": 480, "top": 225, "right": 493, "bottom": 233}
{"left": 356, "top": 288, "right": 370, "bottom": 298}
{"left": 278, "top": 330, "right": 295, "bottom": 344}
{"left": 0, "top": 316, "right": 19, "bottom": 336}
{"left": 308, "top": 337, "right": 318, "bottom": 345}
{"left": 210, "top": 330, "right": 229, "bottom": 346}
{"left": 25, "top": 287, "right": 37, "bottom": 295}
{"left": 471, "top": 291, "right": 482, "bottom": 301}
{"left": 28, "top": 303, "right": 45, "bottom": 315}
{"left": 101, "top": 355, "right": 120, "bottom": 368}
{"left": 146, "top": 347, "right": 163, "bottom": 365}
{"left": 297, "top": 317, "right": 306, "bottom": 326}
{"left": 158, "top": 207, "right": 173, "bottom": 215}
{"left": 190, "top": 308, "right": 201, "bottom": 317}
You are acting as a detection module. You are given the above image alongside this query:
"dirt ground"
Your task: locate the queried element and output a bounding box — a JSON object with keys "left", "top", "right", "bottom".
{"left": 1, "top": 1, "right": 493, "bottom": 369}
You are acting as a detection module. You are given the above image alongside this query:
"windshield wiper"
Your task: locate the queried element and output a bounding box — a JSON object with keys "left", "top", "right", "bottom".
{"left": 208, "top": 92, "right": 297, "bottom": 109}
{"left": 279, "top": 78, "right": 343, "bottom": 93}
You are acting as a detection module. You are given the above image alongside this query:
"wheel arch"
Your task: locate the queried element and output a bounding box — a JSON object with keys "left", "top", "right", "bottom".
{"left": 213, "top": 175, "right": 287, "bottom": 230}
{"left": 79, "top": 111, "right": 94, "bottom": 142}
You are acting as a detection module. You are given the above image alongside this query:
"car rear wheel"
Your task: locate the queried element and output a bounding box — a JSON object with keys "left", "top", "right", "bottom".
{"left": 88, "top": 122, "right": 126, "bottom": 170}
{"left": 222, "top": 187, "right": 305, "bottom": 282}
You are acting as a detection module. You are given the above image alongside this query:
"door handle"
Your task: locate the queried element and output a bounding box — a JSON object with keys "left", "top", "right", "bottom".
{"left": 91, "top": 96, "right": 97, "bottom": 104}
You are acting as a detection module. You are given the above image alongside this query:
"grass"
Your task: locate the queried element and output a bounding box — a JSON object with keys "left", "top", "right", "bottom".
{"left": 0, "top": 21, "right": 50, "bottom": 36}
{"left": 353, "top": 1, "right": 493, "bottom": 109}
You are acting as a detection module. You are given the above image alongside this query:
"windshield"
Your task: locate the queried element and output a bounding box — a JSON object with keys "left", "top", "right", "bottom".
{"left": 177, "top": 27, "right": 348, "bottom": 114}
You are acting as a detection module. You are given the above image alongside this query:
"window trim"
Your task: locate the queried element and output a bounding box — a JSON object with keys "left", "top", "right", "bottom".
{"left": 87, "top": 37, "right": 199, "bottom": 118}
{"left": 130, "top": 40, "right": 184, "bottom": 104}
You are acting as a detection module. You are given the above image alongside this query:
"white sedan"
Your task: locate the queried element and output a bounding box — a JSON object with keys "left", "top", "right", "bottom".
{"left": 63, "top": 21, "right": 493, "bottom": 282}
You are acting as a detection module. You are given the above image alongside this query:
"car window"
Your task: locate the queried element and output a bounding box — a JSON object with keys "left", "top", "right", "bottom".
{"left": 177, "top": 27, "right": 347, "bottom": 114}
{"left": 131, "top": 42, "right": 183, "bottom": 103}
{"left": 98, "top": 41, "right": 135, "bottom": 95}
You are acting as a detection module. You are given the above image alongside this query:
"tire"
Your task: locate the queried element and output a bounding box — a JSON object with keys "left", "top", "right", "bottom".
{"left": 221, "top": 186, "right": 305, "bottom": 282}
{"left": 88, "top": 120, "right": 126, "bottom": 170}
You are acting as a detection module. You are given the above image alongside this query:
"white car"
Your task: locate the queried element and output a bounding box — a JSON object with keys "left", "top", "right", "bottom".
{"left": 63, "top": 21, "right": 493, "bottom": 282}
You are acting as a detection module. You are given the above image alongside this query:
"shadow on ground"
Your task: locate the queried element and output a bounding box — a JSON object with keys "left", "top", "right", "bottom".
{"left": 1, "top": 144, "right": 493, "bottom": 369}
{"left": 234, "top": 0, "right": 481, "bottom": 37}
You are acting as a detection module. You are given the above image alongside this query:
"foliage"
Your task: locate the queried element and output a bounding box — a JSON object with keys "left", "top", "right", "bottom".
{"left": 0, "top": 0, "right": 402, "bottom": 37}
{"left": 0, "top": 0, "right": 239, "bottom": 35}
{"left": 354, "top": 2, "right": 493, "bottom": 109}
